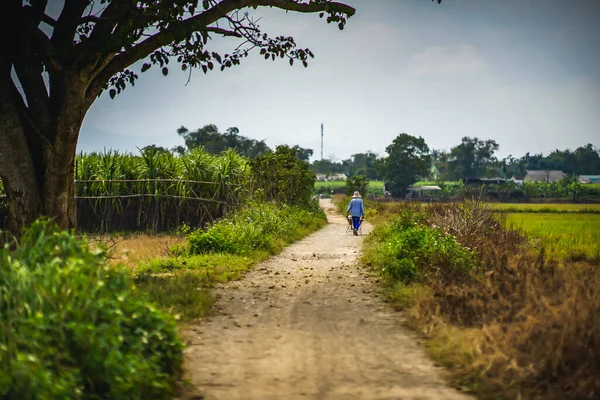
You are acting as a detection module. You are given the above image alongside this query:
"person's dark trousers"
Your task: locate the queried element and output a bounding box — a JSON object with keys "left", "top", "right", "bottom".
{"left": 352, "top": 216, "right": 361, "bottom": 230}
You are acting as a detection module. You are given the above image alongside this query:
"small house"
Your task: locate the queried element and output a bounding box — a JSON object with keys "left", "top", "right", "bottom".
{"left": 578, "top": 175, "right": 600, "bottom": 184}
{"left": 327, "top": 173, "right": 347, "bottom": 181}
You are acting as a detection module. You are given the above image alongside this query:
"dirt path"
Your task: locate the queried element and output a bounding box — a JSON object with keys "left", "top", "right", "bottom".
{"left": 181, "top": 200, "right": 473, "bottom": 400}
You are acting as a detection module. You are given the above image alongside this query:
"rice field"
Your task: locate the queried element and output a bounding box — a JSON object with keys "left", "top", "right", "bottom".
{"left": 493, "top": 203, "right": 600, "bottom": 213}
{"left": 506, "top": 212, "right": 600, "bottom": 261}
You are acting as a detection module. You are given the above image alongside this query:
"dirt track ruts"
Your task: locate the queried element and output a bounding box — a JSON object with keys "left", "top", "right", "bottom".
{"left": 180, "top": 199, "right": 473, "bottom": 400}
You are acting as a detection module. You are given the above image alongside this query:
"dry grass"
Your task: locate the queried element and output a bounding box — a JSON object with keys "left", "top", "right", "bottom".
{"left": 366, "top": 198, "right": 600, "bottom": 399}
{"left": 412, "top": 254, "right": 600, "bottom": 399}
{"left": 86, "top": 233, "right": 186, "bottom": 268}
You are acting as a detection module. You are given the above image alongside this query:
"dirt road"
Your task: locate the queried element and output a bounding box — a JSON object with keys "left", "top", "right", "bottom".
{"left": 181, "top": 200, "right": 473, "bottom": 400}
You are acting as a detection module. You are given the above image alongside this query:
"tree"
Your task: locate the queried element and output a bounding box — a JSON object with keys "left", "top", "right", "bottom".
{"left": 345, "top": 174, "right": 369, "bottom": 197}
{"left": 292, "top": 145, "right": 314, "bottom": 162}
{"left": 141, "top": 144, "right": 169, "bottom": 154}
{"left": 310, "top": 159, "right": 345, "bottom": 175}
{"left": 178, "top": 124, "right": 271, "bottom": 158}
{"left": 379, "top": 133, "right": 430, "bottom": 197}
{"left": 347, "top": 152, "right": 379, "bottom": 179}
{"left": 250, "top": 145, "right": 315, "bottom": 206}
{"left": 443, "top": 137, "right": 499, "bottom": 180}
{"left": 0, "top": 0, "right": 356, "bottom": 235}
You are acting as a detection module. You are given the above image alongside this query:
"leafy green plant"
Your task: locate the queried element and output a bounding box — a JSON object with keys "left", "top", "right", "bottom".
{"left": 345, "top": 174, "right": 369, "bottom": 196}
{"left": 365, "top": 217, "right": 476, "bottom": 284}
{"left": 188, "top": 201, "right": 325, "bottom": 256}
{"left": 73, "top": 147, "right": 249, "bottom": 232}
{"left": 0, "top": 221, "right": 182, "bottom": 399}
{"left": 250, "top": 145, "right": 316, "bottom": 207}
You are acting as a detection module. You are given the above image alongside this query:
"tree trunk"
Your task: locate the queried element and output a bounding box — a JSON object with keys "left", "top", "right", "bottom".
{"left": 0, "top": 136, "right": 78, "bottom": 237}
{"left": 0, "top": 73, "right": 83, "bottom": 236}
{"left": 0, "top": 74, "right": 42, "bottom": 237}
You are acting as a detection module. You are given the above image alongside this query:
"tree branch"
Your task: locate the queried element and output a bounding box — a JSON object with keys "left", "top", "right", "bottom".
{"left": 13, "top": 23, "right": 53, "bottom": 139}
{"left": 85, "top": 0, "right": 354, "bottom": 102}
{"left": 51, "top": 0, "right": 92, "bottom": 57}
{"left": 86, "top": 1, "right": 131, "bottom": 49}
{"left": 251, "top": 0, "right": 355, "bottom": 16}
{"left": 205, "top": 26, "right": 242, "bottom": 38}
{"left": 41, "top": 13, "right": 57, "bottom": 27}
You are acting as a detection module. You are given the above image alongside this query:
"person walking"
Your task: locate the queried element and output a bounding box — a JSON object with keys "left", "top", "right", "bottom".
{"left": 346, "top": 191, "right": 365, "bottom": 236}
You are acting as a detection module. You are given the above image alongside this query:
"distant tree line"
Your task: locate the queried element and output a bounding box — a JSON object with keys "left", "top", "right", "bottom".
{"left": 143, "top": 125, "right": 314, "bottom": 161}
{"left": 310, "top": 135, "right": 600, "bottom": 197}
{"left": 311, "top": 152, "right": 379, "bottom": 180}
{"left": 138, "top": 126, "right": 599, "bottom": 199}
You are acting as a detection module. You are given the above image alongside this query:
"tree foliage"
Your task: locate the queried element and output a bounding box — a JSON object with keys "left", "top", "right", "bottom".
{"left": 177, "top": 125, "right": 270, "bottom": 158}
{"left": 345, "top": 174, "right": 369, "bottom": 197}
{"left": 379, "top": 133, "right": 430, "bottom": 197}
{"left": 310, "top": 159, "right": 346, "bottom": 175}
{"left": 502, "top": 144, "right": 600, "bottom": 178}
{"left": 311, "top": 151, "right": 380, "bottom": 179}
{"left": 292, "top": 145, "right": 314, "bottom": 162}
{"left": 433, "top": 143, "right": 600, "bottom": 180}
{"left": 436, "top": 137, "right": 499, "bottom": 180}
{"left": 250, "top": 145, "right": 315, "bottom": 206}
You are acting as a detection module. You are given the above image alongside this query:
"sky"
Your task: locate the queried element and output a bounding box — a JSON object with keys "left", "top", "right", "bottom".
{"left": 77, "top": 0, "right": 600, "bottom": 162}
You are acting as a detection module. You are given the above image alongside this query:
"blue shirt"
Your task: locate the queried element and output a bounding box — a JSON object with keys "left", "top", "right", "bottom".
{"left": 347, "top": 198, "right": 365, "bottom": 217}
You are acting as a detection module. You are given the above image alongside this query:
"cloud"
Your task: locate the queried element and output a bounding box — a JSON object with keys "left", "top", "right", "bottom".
{"left": 407, "top": 45, "right": 487, "bottom": 77}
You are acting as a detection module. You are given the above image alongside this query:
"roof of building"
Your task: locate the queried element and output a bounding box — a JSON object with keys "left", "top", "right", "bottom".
{"left": 407, "top": 185, "right": 442, "bottom": 191}
{"left": 523, "top": 170, "right": 566, "bottom": 182}
{"left": 578, "top": 175, "right": 600, "bottom": 183}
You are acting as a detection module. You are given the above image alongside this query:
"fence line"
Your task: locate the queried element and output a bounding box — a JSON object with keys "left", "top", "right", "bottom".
{"left": 75, "top": 194, "right": 233, "bottom": 204}
{"left": 0, "top": 194, "right": 233, "bottom": 205}
{"left": 74, "top": 178, "right": 241, "bottom": 186}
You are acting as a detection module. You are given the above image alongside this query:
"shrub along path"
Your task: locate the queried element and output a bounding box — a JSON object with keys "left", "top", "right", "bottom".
{"left": 180, "top": 200, "right": 472, "bottom": 400}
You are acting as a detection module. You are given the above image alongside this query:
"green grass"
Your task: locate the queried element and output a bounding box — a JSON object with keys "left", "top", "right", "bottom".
{"left": 506, "top": 212, "right": 600, "bottom": 261}
{"left": 134, "top": 272, "right": 215, "bottom": 323}
{"left": 135, "top": 201, "right": 327, "bottom": 322}
{"left": 492, "top": 203, "right": 600, "bottom": 213}
{"left": 314, "top": 180, "right": 384, "bottom": 195}
{"left": 1, "top": 221, "right": 182, "bottom": 399}
{"left": 134, "top": 252, "right": 273, "bottom": 323}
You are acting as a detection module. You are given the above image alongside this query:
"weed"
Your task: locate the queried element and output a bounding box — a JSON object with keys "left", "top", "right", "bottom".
{"left": 134, "top": 272, "right": 214, "bottom": 323}
{"left": 0, "top": 221, "right": 182, "bottom": 399}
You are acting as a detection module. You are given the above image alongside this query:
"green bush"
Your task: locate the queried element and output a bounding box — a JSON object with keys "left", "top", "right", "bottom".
{"left": 364, "top": 209, "right": 476, "bottom": 284}
{"left": 188, "top": 201, "right": 325, "bottom": 256}
{"left": 0, "top": 221, "right": 182, "bottom": 400}
{"left": 250, "top": 145, "right": 316, "bottom": 207}
{"left": 345, "top": 175, "right": 369, "bottom": 196}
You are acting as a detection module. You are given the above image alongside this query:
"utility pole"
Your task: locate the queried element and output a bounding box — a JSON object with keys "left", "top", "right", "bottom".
{"left": 320, "top": 123, "right": 324, "bottom": 161}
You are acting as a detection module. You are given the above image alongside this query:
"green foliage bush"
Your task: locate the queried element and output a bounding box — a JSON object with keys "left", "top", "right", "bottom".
{"left": 345, "top": 174, "right": 369, "bottom": 196}
{"left": 188, "top": 201, "right": 325, "bottom": 256}
{"left": 250, "top": 145, "right": 316, "bottom": 207}
{"left": 364, "top": 208, "right": 476, "bottom": 284}
{"left": 0, "top": 221, "right": 182, "bottom": 400}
